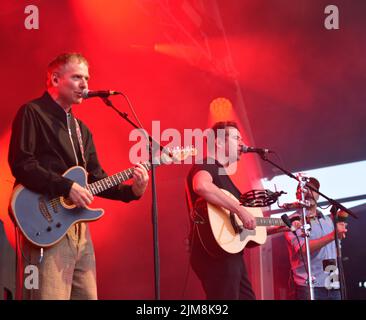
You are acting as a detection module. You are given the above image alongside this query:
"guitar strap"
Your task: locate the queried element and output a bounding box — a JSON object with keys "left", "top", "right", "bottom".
{"left": 74, "top": 118, "right": 87, "bottom": 169}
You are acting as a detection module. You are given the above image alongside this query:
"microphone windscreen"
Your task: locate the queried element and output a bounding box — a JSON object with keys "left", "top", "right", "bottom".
{"left": 281, "top": 214, "right": 296, "bottom": 232}
{"left": 81, "top": 89, "right": 89, "bottom": 99}
{"left": 337, "top": 210, "right": 348, "bottom": 222}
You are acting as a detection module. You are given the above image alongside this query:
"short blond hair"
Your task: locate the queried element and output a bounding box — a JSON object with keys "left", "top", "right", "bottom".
{"left": 46, "top": 52, "right": 89, "bottom": 87}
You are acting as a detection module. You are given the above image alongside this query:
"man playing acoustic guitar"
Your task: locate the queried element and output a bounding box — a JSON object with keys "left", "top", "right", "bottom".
{"left": 185, "top": 121, "right": 297, "bottom": 300}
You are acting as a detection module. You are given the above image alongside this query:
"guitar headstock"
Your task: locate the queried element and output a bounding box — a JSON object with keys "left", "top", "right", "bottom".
{"left": 160, "top": 146, "right": 197, "bottom": 164}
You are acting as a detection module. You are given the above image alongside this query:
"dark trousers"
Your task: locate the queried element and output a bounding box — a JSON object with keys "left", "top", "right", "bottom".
{"left": 190, "top": 239, "right": 256, "bottom": 300}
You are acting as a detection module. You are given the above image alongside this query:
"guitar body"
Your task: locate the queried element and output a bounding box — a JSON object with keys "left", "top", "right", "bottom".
{"left": 10, "top": 166, "right": 104, "bottom": 247}
{"left": 194, "top": 189, "right": 267, "bottom": 256}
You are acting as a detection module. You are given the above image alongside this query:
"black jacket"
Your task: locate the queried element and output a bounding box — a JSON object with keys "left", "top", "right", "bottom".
{"left": 8, "top": 91, "right": 139, "bottom": 202}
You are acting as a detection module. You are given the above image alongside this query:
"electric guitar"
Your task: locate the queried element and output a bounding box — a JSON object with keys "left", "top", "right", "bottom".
{"left": 193, "top": 189, "right": 288, "bottom": 256}
{"left": 10, "top": 147, "right": 196, "bottom": 247}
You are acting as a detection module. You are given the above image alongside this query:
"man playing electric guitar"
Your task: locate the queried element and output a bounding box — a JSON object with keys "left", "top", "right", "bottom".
{"left": 8, "top": 53, "right": 149, "bottom": 300}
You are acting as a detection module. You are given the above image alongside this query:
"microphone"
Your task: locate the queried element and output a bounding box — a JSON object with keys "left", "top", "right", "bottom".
{"left": 240, "top": 145, "right": 273, "bottom": 154}
{"left": 337, "top": 211, "right": 348, "bottom": 223}
{"left": 281, "top": 201, "right": 311, "bottom": 210}
{"left": 331, "top": 205, "right": 349, "bottom": 222}
{"left": 281, "top": 214, "right": 297, "bottom": 232}
{"left": 81, "top": 89, "right": 121, "bottom": 99}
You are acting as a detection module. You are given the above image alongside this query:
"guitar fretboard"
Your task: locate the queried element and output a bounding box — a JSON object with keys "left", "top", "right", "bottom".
{"left": 255, "top": 217, "right": 286, "bottom": 227}
{"left": 86, "top": 161, "right": 151, "bottom": 195}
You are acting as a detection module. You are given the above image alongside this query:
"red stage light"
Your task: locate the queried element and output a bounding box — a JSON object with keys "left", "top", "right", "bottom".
{"left": 210, "top": 97, "right": 233, "bottom": 120}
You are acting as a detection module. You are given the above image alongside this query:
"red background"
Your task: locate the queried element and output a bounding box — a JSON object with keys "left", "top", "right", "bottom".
{"left": 1, "top": 0, "right": 365, "bottom": 299}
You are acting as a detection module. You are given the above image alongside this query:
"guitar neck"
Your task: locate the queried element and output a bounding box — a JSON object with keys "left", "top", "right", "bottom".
{"left": 85, "top": 146, "right": 196, "bottom": 196}
{"left": 87, "top": 161, "right": 152, "bottom": 196}
{"left": 255, "top": 217, "right": 286, "bottom": 227}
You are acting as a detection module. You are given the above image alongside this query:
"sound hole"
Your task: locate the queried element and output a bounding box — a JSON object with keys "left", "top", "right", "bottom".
{"left": 62, "top": 197, "right": 74, "bottom": 206}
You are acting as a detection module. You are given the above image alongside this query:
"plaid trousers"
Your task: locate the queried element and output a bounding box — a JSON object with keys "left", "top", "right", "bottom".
{"left": 17, "top": 223, "right": 97, "bottom": 300}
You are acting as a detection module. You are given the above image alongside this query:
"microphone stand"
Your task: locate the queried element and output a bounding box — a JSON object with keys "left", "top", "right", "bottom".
{"left": 330, "top": 205, "right": 347, "bottom": 299}
{"left": 258, "top": 152, "right": 358, "bottom": 300}
{"left": 297, "top": 177, "right": 315, "bottom": 300}
{"left": 101, "top": 97, "right": 170, "bottom": 300}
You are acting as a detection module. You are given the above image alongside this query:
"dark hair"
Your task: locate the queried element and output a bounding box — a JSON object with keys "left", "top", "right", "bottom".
{"left": 308, "top": 177, "right": 320, "bottom": 190}
{"left": 211, "top": 121, "right": 239, "bottom": 140}
{"left": 296, "top": 177, "right": 320, "bottom": 199}
{"left": 46, "top": 52, "right": 89, "bottom": 87}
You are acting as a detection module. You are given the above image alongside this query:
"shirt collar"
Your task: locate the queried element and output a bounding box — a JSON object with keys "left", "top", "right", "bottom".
{"left": 41, "top": 91, "right": 73, "bottom": 121}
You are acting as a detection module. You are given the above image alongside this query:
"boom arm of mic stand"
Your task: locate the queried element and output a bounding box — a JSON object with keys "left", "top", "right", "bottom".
{"left": 101, "top": 97, "right": 172, "bottom": 158}
{"left": 259, "top": 153, "right": 358, "bottom": 219}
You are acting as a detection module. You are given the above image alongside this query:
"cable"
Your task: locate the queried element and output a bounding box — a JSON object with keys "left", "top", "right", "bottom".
{"left": 295, "top": 233, "right": 311, "bottom": 283}
{"left": 272, "top": 151, "right": 287, "bottom": 175}
{"left": 16, "top": 227, "right": 36, "bottom": 265}
{"left": 180, "top": 214, "right": 196, "bottom": 299}
{"left": 118, "top": 92, "right": 153, "bottom": 154}
{"left": 180, "top": 205, "right": 206, "bottom": 299}
{"left": 120, "top": 91, "right": 145, "bottom": 131}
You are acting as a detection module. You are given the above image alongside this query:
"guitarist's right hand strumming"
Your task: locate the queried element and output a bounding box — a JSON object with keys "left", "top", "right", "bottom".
{"left": 237, "top": 206, "right": 256, "bottom": 230}
{"left": 69, "top": 182, "right": 94, "bottom": 208}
